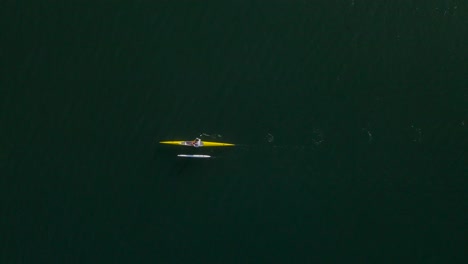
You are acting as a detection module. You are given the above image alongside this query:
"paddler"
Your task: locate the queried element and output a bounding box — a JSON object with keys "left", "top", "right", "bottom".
{"left": 192, "top": 138, "right": 202, "bottom": 147}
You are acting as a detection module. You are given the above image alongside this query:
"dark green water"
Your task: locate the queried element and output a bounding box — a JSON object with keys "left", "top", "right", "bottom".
{"left": 2, "top": 1, "right": 467, "bottom": 263}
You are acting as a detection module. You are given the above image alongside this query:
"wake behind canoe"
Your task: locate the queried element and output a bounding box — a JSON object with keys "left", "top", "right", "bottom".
{"left": 177, "top": 154, "right": 211, "bottom": 158}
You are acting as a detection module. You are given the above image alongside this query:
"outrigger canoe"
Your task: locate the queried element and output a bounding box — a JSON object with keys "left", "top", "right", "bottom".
{"left": 159, "top": 140, "right": 235, "bottom": 147}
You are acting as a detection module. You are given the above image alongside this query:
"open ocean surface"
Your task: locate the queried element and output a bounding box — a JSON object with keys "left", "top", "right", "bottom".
{"left": 2, "top": 1, "right": 467, "bottom": 263}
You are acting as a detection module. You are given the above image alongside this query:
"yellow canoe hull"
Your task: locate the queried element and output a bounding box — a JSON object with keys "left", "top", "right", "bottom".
{"left": 159, "top": 140, "right": 235, "bottom": 147}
